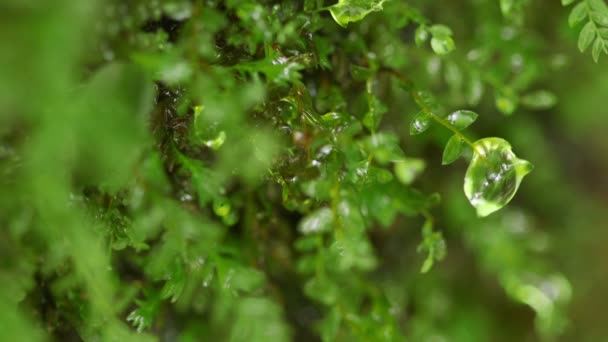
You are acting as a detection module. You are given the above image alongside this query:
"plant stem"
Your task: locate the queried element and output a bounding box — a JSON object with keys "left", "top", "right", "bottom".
{"left": 381, "top": 67, "right": 483, "bottom": 155}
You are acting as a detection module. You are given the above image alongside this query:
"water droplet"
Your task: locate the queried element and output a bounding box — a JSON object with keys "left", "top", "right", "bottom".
{"left": 298, "top": 208, "right": 334, "bottom": 235}
{"left": 464, "top": 138, "right": 533, "bottom": 217}
{"left": 446, "top": 110, "right": 478, "bottom": 130}
{"left": 409, "top": 111, "right": 431, "bottom": 135}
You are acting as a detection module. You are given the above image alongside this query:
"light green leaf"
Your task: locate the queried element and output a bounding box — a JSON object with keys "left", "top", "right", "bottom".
{"left": 328, "top": 0, "right": 388, "bottom": 27}
{"left": 428, "top": 24, "right": 453, "bottom": 37}
{"left": 520, "top": 90, "right": 558, "bottom": 109}
{"left": 495, "top": 91, "right": 518, "bottom": 115}
{"left": 569, "top": 2, "right": 588, "bottom": 27}
{"left": 578, "top": 22, "right": 596, "bottom": 52}
{"left": 464, "top": 138, "right": 533, "bottom": 217}
{"left": 409, "top": 111, "right": 431, "bottom": 135}
{"left": 446, "top": 110, "right": 478, "bottom": 130}
{"left": 591, "top": 11, "right": 608, "bottom": 26}
{"left": 588, "top": 0, "right": 608, "bottom": 13}
{"left": 298, "top": 207, "right": 334, "bottom": 234}
{"left": 442, "top": 135, "right": 465, "bottom": 165}
{"left": 562, "top": 0, "right": 576, "bottom": 5}
{"left": 592, "top": 37, "right": 603, "bottom": 62}
{"left": 394, "top": 159, "right": 425, "bottom": 184}
{"left": 430, "top": 36, "right": 455, "bottom": 55}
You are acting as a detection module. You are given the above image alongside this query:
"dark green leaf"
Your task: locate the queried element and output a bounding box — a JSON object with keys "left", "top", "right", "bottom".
{"left": 442, "top": 135, "right": 465, "bottom": 165}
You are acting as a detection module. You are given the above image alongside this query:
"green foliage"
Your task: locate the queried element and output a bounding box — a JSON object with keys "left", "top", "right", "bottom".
{"left": 564, "top": 0, "right": 608, "bottom": 62}
{"left": 1, "top": 0, "right": 605, "bottom": 341}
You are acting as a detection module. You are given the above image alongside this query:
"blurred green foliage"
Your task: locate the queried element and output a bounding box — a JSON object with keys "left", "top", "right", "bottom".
{"left": 2, "top": 0, "right": 608, "bottom": 341}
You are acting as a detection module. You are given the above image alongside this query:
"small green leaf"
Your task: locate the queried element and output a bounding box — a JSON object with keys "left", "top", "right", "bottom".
{"left": 578, "top": 22, "right": 596, "bottom": 52}
{"left": 520, "top": 90, "right": 558, "bottom": 109}
{"left": 591, "top": 11, "right": 608, "bottom": 26}
{"left": 446, "top": 110, "right": 478, "bottom": 130}
{"left": 409, "top": 111, "right": 432, "bottom": 135}
{"left": 562, "top": 0, "right": 576, "bottom": 5}
{"left": 430, "top": 36, "right": 455, "bottom": 55}
{"left": 417, "top": 220, "right": 446, "bottom": 273}
{"left": 415, "top": 26, "right": 429, "bottom": 46}
{"left": 304, "top": 276, "right": 339, "bottom": 305}
{"left": 328, "top": 0, "right": 388, "bottom": 27}
{"left": 428, "top": 24, "right": 453, "bottom": 37}
{"left": 298, "top": 207, "right": 334, "bottom": 234}
{"left": 569, "top": 2, "right": 588, "bottom": 27}
{"left": 464, "top": 138, "right": 533, "bottom": 217}
{"left": 495, "top": 91, "right": 518, "bottom": 115}
{"left": 592, "top": 37, "right": 603, "bottom": 62}
{"left": 394, "top": 159, "right": 425, "bottom": 184}
{"left": 442, "top": 135, "right": 465, "bottom": 165}
{"left": 588, "top": 0, "right": 608, "bottom": 13}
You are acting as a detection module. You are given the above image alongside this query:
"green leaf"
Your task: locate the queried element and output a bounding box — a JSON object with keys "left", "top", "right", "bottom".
{"left": 417, "top": 220, "right": 446, "bottom": 273}
{"left": 578, "top": 22, "right": 596, "bottom": 52}
{"left": 442, "top": 135, "right": 465, "bottom": 165}
{"left": 415, "top": 26, "right": 429, "bottom": 46}
{"left": 328, "top": 0, "right": 388, "bottom": 27}
{"left": 446, "top": 110, "right": 478, "bottom": 130}
{"left": 520, "top": 90, "right": 558, "bottom": 109}
{"left": 298, "top": 208, "right": 334, "bottom": 234}
{"left": 430, "top": 36, "right": 455, "bottom": 55}
{"left": 304, "top": 276, "right": 339, "bottom": 305}
{"left": 588, "top": 0, "right": 608, "bottom": 13}
{"left": 428, "top": 24, "right": 453, "bottom": 37}
{"left": 562, "top": 0, "right": 576, "bottom": 5}
{"left": 592, "top": 37, "right": 603, "bottom": 62}
{"left": 495, "top": 91, "right": 518, "bottom": 115}
{"left": 569, "top": 2, "right": 588, "bottom": 27}
{"left": 591, "top": 11, "right": 608, "bottom": 26}
{"left": 394, "top": 159, "right": 425, "bottom": 184}
{"left": 464, "top": 138, "right": 533, "bottom": 217}
{"left": 409, "top": 111, "right": 432, "bottom": 135}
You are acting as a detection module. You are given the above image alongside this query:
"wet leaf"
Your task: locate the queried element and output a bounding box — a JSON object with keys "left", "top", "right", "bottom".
{"left": 328, "top": 0, "right": 388, "bottom": 27}
{"left": 446, "top": 110, "right": 478, "bottom": 130}
{"left": 299, "top": 208, "right": 334, "bottom": 234}
{"left": 464, "top": 138, "right": 533, "bottom": 217}
{"left": 442, "top": 135, "right": 465, "bottom": 165}
{"left": 409, "top": 111, "right": 432, "bottom": 135}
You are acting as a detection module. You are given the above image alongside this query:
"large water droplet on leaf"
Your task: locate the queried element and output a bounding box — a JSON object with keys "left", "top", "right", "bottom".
{"left": 464, "top": 138, "right": 533, "bottom": 217}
